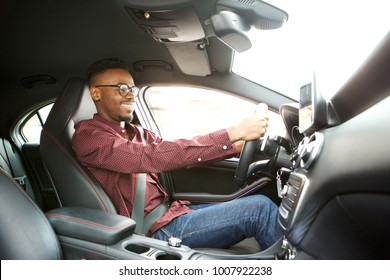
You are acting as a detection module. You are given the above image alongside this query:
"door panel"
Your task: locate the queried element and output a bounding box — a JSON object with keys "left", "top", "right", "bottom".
{"left": 164, "top": 159, "right": 279, "bottom": 205}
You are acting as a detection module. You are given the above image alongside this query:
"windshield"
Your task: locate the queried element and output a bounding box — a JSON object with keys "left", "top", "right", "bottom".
{"left": 233, "top": 0, "right": 390, "bottom": 100}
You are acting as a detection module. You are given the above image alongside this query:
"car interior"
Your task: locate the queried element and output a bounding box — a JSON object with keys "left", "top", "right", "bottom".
{"left": 1, "top": 0, "right": 389, "bottom": 260}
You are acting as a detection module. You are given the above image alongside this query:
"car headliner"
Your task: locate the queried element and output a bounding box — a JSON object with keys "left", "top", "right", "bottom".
{"left": 0, "top": 0, "right": 295, "bottom": 136}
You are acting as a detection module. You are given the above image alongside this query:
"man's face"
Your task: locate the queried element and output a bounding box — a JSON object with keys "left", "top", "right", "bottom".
{"left": 90, "top": 68, "right": 137, "bottom": 123}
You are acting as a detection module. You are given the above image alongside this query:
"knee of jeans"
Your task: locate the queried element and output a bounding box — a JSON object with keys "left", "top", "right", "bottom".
{"left": 249, "top": 195, "right": 277, "bottom": 212}
{"left": 153, "top": 228, "right": 169, "bottom": 241}
{"left": 248, "top": 194, "right": 272, "bottom": 205}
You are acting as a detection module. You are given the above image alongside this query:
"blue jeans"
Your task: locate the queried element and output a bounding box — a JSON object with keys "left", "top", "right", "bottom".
{"left": 153, "top": 195, "right": 282, "bottom": 249}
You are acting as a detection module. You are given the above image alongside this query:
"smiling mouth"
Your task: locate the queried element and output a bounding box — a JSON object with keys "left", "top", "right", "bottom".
{"left": 121, "top": 102, "right": 134, "bottom": 112}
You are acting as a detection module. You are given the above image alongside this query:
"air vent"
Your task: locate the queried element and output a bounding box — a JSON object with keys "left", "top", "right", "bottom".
{"left": 299, "top": 132, "right": 324, "bottom": 170}
{"left": 237, "top": 0, "right": 256, "bottom": 5}
{"left": 278, "top": 173, "right": 307, "bottom": 230}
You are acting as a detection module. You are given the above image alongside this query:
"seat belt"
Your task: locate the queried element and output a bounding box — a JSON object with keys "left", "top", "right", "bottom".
{"left": 132, "top": 173, "right": 147, "bottom": 234}
{"left": 131, "top": 124, "right": 169, "bottom": 235}
{"left": 132, "top": 174, "right": 169, "bottom": 235}
{"left": 143, "top": 202, "right": 169, "bottom": 234}
{"left": 2, "top": 139, "right": 28, "bottom": 190}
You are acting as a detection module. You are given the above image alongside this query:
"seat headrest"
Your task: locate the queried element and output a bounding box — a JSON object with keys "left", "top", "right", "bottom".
{"left": 40, "top": 77, "right": 117, "bottom": 214}
{"left": 44, "top": 78, "right": 96, "bottom": 138}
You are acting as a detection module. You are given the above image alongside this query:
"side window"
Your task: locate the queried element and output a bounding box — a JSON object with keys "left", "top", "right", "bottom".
{"left": 21, "top": 103, "right": 53, "bottom": 143}
{"left": 145, "top": 86, "right": 284, "bottom": 139}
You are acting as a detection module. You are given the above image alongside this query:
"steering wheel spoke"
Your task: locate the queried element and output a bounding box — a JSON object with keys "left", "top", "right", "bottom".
{"left": 234, "top": 139, "right": 261, "bottom": 187}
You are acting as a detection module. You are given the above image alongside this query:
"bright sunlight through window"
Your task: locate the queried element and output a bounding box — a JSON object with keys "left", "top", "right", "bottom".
{"left": 233, "top": 0, "right": 390, "bottom": 100}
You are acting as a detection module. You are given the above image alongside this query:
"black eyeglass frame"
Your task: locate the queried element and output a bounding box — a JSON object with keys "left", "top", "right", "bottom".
{"left": 94, "top": 83, "right": 139, "bottom": 97}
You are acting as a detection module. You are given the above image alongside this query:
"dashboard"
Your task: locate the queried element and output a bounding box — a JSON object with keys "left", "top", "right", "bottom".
{"left": 276, "top": 72, "right": 390, "bottom": 259}
{"left": 276, "top": 75, "right": 332, "bottom": 258}
{"left": 278, "top": 88, "right": 328, "bottom": 258}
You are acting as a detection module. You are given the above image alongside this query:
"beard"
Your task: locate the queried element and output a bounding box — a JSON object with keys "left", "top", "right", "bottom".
{"left": 118, "top": 112, "right": 134, "bottom": 122}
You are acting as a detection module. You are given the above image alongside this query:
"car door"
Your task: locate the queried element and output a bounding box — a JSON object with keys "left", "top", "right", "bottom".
{"left": 137, "top": 85, "right": 285, "bottom": 205}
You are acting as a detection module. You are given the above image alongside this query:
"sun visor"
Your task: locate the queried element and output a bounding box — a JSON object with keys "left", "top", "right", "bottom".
{"left": 165, "top": 41, "right": 211, "bottom": 76}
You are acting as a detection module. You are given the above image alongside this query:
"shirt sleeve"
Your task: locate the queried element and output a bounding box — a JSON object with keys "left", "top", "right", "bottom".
{"left": 72, "top": 120, "right": 237, "bottom": 174}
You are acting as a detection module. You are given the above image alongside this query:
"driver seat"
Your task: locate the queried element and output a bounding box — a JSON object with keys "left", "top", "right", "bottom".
{"left": 40, "top": 78, "right": 261, "bottom": 254}
{"left": 40, "top": 78, "right": 116, "bottom": 213}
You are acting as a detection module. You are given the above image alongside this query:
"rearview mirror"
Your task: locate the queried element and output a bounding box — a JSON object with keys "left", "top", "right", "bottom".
{"left": 210, "top": 11, "right": 252, "bottom": 53}
{"left": 211, "top": 0, "right": 288, "bottom": 52}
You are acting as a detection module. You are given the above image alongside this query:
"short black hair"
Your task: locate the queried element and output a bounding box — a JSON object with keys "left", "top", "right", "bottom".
{"left": 86, "top": 57, "right": 129, "bottom": 86}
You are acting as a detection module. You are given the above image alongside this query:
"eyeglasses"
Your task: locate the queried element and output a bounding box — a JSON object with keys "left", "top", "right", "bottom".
{"left": 94, "top": 83, "right": 139, "bottom": 97}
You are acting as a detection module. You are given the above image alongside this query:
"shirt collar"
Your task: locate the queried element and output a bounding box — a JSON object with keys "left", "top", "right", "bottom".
{"left": 93, "top": 114, "right": 134, "bottom": 135}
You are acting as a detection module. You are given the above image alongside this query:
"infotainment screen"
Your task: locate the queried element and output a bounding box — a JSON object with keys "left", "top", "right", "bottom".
{"left": 298, "top": 83, "right": 313, "bottom": 134}
{"left": 298, "top": 73, "right": 327, "bottom": 134}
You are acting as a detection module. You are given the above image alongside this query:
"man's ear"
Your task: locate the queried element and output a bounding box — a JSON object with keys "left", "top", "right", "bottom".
{"left": 90, "top": 87, "right": 100, "bottom": 101}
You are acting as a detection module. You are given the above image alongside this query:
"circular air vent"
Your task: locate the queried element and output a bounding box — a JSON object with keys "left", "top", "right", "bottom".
{"left": 300, "top": 132, "right": 324, "bottom": 170}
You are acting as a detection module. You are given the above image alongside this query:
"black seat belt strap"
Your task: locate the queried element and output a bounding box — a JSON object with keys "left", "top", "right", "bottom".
{"left": 2, "top": 139, "right": 28, "bottom": 190}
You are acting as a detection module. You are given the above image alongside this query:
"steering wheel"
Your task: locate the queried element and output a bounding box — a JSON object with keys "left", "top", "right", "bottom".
{"left": 234, "top": 103, "right": 295, "bottom": 188}
{"left": 234, "top": 103, "right": 270, "bottom": 187}
{"left": 234, "top": 139, "right": 260, "bottom": 187}
{"left": 234, "top": 134, "right": 294, "bottom": 188}
{"left": 234, "top": 136, "right": 274, "bottom": 187}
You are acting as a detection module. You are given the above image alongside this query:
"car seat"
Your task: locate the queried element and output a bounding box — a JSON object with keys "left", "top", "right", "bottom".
{"left": 0, "top": 167, "right": 62, "bottom": 259}
{"left": 40, "top": 78, "right": 116, "bottom": 213}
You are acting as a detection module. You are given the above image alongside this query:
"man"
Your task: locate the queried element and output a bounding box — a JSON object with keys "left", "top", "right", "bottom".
{"left": 72, "top": 57, "right": 282, "bottom": 250}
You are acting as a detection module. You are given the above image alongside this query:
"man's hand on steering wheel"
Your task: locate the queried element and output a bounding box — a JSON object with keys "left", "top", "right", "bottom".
{"left": 226, "top": 112, "right": 269, "bottom": 143}
{"left": 229, "top": 103, "right": 270, "bottom": 187}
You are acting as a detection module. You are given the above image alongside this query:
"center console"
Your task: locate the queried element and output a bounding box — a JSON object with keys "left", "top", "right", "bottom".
{"left": 278, "top": 172, "right": 307, "bottom": 232}
{"left": 275, "top": 72, "right": 329, "bottom": 260}
{"left": 46, "top": 206, "right": 284, "bottom": 260}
